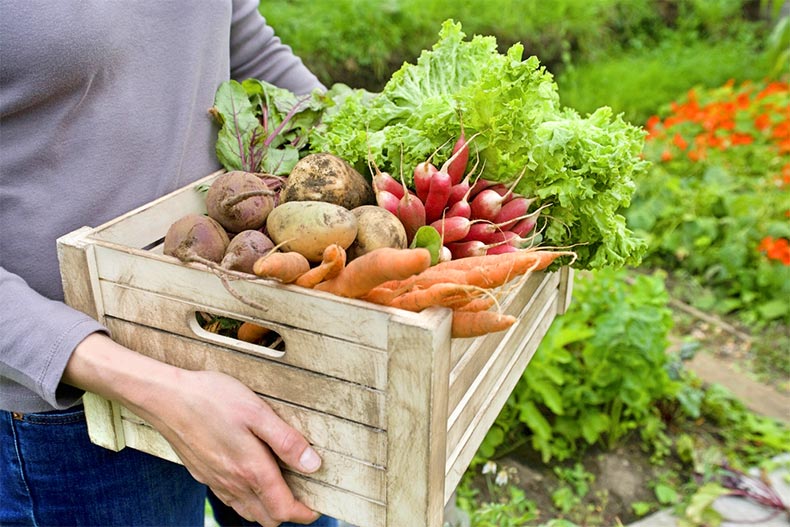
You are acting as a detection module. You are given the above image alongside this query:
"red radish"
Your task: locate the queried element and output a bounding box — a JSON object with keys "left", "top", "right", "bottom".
{"left": 494, "top": 196, "right": 535, "bottom": 230}
{"left": 511, "top": 216, "right": 538, "bottom": 237}
{"left": 413, "top": 161, "right": 438, "bottom": 203}
{"left": 430, "top": 216, "right": 474, "bottom": 244}
{"left": 486, "top": 243, "right": 519, "bottom": 255}
{"left": 469, "top": 167, "right": 527, "bottom": 221}
{"left": 372, "top": 170, "right": 405, "bottom": 199}
{"left": 439, "top": 246, "right": 452, "bottom": 262}
{"left": 447, "top": 240, "right": 488, "bottom": 259}
{"left": 376, "top": 189, "right": 401, "bottom": 216}
{"left": 446, "top": 199, "right": 472, "bottom": 219}
{"left": 395, "top": 167, "right": 426, "bottom": 243}
{"left": 445, "top": 120, "right": 469, "bottom": 185}
{"left": 462, "top": 212, "right": 537, "bottom": 244}
{"left": 423, "top": 170, "right": 453, "bottom": 224}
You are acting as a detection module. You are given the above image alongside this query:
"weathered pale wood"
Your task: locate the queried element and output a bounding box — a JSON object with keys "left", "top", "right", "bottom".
{"left": 57, "top": 228, "right": 128, "bottom": 451}
{"left": 447, "top": 272, "right": 558, "bottom": 413}
{"left": 88, "top": 171, "right": 221, "bottom": 247}
{"left": 57, "top": 176, "right": 575, "bottom": 527}
{"left": 106, "top": 318, "right": 387, "bottom": 429}
{"left": 119, "top": 397, "right": 388, "bottom": 468}
{"left": 385, "top": 308, "right": 452, "bottom": 527}
{"left": 92, "top": 242, "right": 406, "bottom": 350}
{"left": 444, "top": 293, "right": 559, "bottom": 501}
{"left": 286, "top": 474, "right": 386, "bottom": 527}
{"left": 119, "top": 409, "right": 387, "bottom": 521}
{"left": 100, "top": 281, "right": 388, "bottom": 389}
{"left": 557, "top": 266, "right": 574, "bottom": 314}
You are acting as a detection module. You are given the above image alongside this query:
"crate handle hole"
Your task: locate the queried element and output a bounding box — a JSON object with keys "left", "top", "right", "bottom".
{"left": 190, "top": 311, "right": 286, "bottom": 359}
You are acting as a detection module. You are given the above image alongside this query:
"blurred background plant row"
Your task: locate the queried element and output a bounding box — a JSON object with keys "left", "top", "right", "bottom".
{"left": 260, "top": 1, "right": 789, "bottom": 524}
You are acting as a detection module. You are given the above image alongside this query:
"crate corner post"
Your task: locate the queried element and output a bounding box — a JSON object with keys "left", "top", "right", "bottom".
{"left": 385, "top": 309, "right": 453, "bottom": 527}
{"left": 56, "top": 226, "right": 127, "bottom": 452}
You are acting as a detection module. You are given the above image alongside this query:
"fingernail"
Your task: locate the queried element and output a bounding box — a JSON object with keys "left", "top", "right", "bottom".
{"left": 300, "top": 447, "right": 321, "bottom": 472}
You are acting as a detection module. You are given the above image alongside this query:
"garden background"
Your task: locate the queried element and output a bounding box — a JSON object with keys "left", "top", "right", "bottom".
{"left": 259, "top": 1, "right": 790, "bottom": 524}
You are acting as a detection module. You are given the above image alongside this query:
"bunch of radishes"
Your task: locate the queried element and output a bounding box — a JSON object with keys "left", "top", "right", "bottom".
{"left": 372, "top": 129, "right": 545, "bottom": 261}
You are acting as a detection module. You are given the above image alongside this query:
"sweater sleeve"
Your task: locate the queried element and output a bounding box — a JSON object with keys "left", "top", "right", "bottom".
{"left": 0, "top": 266, "right": 106, "bottom": 411}
{"left": 229, "top": 0, "right": 326, "bottom": 94}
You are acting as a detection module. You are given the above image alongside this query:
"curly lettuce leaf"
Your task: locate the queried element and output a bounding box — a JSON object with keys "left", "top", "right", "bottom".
{"left": 310, "top": 20, "right": 648, "bottom": 269}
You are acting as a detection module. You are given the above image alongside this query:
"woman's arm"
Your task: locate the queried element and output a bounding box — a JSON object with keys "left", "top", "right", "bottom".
{"left": 63, "top": 332, "right": 322, "bottom": 527}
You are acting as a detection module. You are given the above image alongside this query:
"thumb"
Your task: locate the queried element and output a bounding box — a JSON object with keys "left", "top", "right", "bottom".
{"left": 253, "top": 403, "right": 323, "bottom": 474}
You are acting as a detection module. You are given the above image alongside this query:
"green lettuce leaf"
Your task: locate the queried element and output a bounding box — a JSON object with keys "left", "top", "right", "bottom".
{"left": 310, "top": 20, "right": 648, "bottom": 269}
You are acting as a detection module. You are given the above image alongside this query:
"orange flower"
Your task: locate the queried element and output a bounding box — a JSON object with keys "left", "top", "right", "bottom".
{"left": 759, "top": 236, "right": 790, "bottom": 265}
{"left": 661, "top": 149, "right": 673, "bottom": 162}
{"left": 755, "top": 113, "right": 771, "bottom": 130}
{"left": 730, "top": 133, "right": 754, "bottom": 146}
{"left": 672, "top": 133, "right": 688, "bottom": 150}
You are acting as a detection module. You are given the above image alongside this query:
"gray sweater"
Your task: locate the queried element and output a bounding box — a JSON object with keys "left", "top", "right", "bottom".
{"left": 0, "top": 1, "right": 324, "bottom": 412}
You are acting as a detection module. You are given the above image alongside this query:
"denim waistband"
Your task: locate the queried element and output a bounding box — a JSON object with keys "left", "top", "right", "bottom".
{"left": 7, "top": 404, "right": 85, "bottom": 425}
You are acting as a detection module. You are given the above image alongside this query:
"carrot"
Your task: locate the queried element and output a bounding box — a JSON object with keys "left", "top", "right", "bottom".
{"left": 252, "top": 251, "right": 311, "bottom": 283}
{"left": 387, "top": 283, "right": 484, "bottom": 312}
{"left": 236, "top": 321, "right": 270, "bottom": 344}
{"left": 451, "top": 310, "right": 516, "bottom": 338}
{"left": 314, "top": 247, "right": 432, "bottom": 298}
{"left": 294, "top": 244, "right": 347, "bottom": 288}
{"left": 454, "top": 296, "right": 497, "bottom": 312}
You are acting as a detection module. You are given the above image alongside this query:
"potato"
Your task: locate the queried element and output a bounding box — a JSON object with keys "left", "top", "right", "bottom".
{"left": 280, "top": 153, "right": 375, "bottom": 210}
{"left": 266, "top": 201, "right": 358, "bottom": 262}
{"left": 347, "top": 205, "right": 408, "bottom": 260}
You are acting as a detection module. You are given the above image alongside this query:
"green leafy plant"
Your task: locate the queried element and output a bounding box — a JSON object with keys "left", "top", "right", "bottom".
{"left": 630, "top": 78, "right": 790, "bottom": 326}
{"left": 479, "top": 268, "right": 676, "bottom": 463}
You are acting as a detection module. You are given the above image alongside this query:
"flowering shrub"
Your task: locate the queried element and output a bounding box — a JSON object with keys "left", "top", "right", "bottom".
{"left": 628, "top": 78, "right": 790, "bottom": 324}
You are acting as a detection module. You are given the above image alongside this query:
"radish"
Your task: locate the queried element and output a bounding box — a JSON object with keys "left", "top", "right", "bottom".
{"left": 376, "top": 189, "right": 401, "bottom": 216}
{"left": 494, "top": 196, "right": 535, "bottom": 230}
{"left": 430, "top": 216, "right": 474, "bottom": 244}
{"left": 368, "top": 154, "right": 405, "bottom": 199}
{"left": 469, "top": 167, "right": 527, "bottom": 221}
{"left": 445, "top": 118, "right": 469, "bottom": 185}
{"left": 423, "top": 169, "right": 453, "bottom": 224}
{"left": 395, "top": 167, "right": 426, "bottom": 243}
{"left": 446, "top": 240, "right": 488, "bottom": 259}
{"left": 413, "top": 161, "right": 438, "bottom": 203}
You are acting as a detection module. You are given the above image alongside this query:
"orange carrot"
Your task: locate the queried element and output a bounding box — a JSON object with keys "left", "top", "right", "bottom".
{"left": 451, "top": 310, "right": 516, "bottom": 338}
{"left": 294, "top": 244, "right": 347, "bottom": 288}
{"left": 252, "top": 251, "right": 311, "bottom": 283}
{"left": 387, "top": 283, "right": 485, "bottom": 312}
{"left": 454, "top": 296, "right": 497, "bottom": 312}
{"left": 237, "top": 322, "right": 270, "bottom": 344}
{"left": 314, "top": 247, "right": 432, "bottom": 298}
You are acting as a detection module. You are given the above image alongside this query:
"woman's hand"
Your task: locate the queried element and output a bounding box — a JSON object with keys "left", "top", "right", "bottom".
{"left": 63, "top": 332, "right": 321, "bottom": 526}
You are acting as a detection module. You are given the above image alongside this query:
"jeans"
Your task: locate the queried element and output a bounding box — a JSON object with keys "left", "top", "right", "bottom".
{"left": 0, "top": 406, "right": 338, "bottom": 527}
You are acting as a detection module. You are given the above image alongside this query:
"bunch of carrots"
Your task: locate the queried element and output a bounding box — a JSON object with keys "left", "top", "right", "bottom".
{"left": 243, "top": 244, "right": 574, "bottom": 339}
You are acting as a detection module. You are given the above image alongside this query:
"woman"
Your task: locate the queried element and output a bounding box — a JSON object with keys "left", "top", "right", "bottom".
{"left": 0, "top": 2, "right": 337, "bottom": 526}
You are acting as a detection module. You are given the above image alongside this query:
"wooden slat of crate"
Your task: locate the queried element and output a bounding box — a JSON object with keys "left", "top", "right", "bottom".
{"left": 118, "top": 398, "right": 388, "bottom": 469}
{"left": 100, "top": 282, "right": 388, "bottom": 389}
{"left": 92, "top": 242, "right": 395, "bottom": 350}
{"left": 88, "top": 172, "right": 220, "bottom": 248}
{"left": 106, "top": 318, "right": 387, "bottom": 429}
{"left": 447, "top": 272, "right": 551, "bottom": 410}
{"left": 115, "top": 413, "right": 387, "bottom": 527}
{"left": 443, "top": 281, "right": 560, "bottom": 502}
{"left": 447, "top": 271, "right": 546, "bottom": 369}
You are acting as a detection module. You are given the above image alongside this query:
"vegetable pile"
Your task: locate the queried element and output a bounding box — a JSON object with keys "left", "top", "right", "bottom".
{"left": 310, "top": 20, "right": 648, "bottom": 270}
{"left": 161, "top": 19, "right": 650, "bottom": 340}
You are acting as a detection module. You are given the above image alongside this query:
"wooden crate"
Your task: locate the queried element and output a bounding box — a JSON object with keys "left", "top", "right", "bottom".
{"left": 57, "top": 170, "right": 573, "bottom": 527}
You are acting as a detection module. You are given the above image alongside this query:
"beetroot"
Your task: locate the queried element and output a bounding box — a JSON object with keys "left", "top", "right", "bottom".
{"left": 163, "top": 213, "right": 230, "bottom": 264}
{"left": 206, "top": 171, "right": 275, "bottom": 233}
{"left": 220, "top": 230, "right": 275, "bottom": 274}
